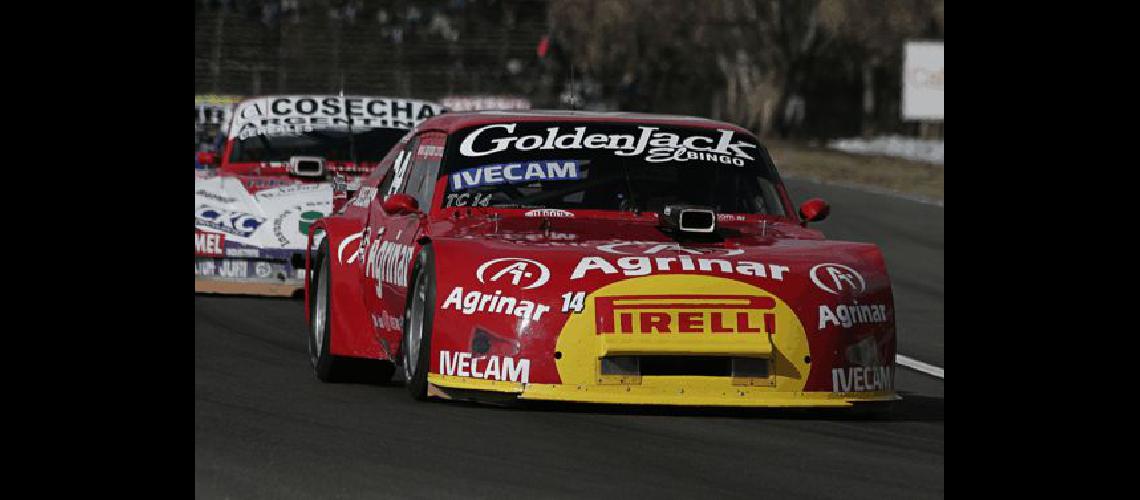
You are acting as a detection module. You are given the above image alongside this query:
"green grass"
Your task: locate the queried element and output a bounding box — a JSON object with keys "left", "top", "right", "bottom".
{"left": 764, "top": 139, "right": 944, "bottom": 203}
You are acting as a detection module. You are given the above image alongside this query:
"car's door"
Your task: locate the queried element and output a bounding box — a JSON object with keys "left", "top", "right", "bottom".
{"left": 362, "top": 131, "right": 447, "bottom": 354}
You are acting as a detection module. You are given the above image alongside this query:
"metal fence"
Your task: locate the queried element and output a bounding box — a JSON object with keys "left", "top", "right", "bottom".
{"left": 195, "top": 0, "right": 554, "bottom": 102}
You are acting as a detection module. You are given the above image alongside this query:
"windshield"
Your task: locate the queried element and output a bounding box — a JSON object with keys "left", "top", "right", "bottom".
{"left": 440, "top": 122, "right": 787, "bottom": 216}
{"left": 228, "top": 128, "right": 408, "bottom": 163}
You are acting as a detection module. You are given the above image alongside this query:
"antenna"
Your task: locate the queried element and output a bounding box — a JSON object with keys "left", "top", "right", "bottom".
{"left": 568, "top": 63, "right": 578, "bottom": 111}
{"left": 341, "top": 73, "right": 357, "bottom": 171}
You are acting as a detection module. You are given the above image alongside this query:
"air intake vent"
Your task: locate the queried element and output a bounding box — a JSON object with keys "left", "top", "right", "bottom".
{"left": 660, "top": 204, "right": 717, "bottom": 234}
{"left": 288, "top": 156, "right": 325, "bottom": 177}
{"left": 679, "top": 210, "right": 715, "bottom": 233}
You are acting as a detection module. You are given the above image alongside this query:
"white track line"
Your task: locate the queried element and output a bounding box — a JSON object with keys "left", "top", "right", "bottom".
{"left": 897, "top": 355, "right": 944, "bottom": 379}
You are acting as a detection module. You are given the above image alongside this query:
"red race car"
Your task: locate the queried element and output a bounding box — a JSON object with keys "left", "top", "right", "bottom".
{"left": 305, "top": 111, "right": 898, "bottom": 408}
{"left": 195, "top": 95, "right": 444, "bottom": 296}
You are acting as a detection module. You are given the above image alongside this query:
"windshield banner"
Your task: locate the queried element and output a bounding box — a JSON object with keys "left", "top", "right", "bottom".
{"left": 230, "top": 96, "right": 445, "bottom": 140}
{"left": 457, "top": 123, "right": 758, "bottom": 166}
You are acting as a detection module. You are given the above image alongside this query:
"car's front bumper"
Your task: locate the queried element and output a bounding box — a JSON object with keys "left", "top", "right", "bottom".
{"left": 427, "top": 374, "right": 898, "bottom": 408}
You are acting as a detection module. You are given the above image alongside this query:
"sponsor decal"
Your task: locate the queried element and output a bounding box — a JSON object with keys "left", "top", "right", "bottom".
{"left": 569, "top": 255, "right": 788, "bottom": 281}
{"left": 810, "top": 263, "right": 866, "bottom": 295}
{"left": 387, "top": 150, "right": 413, "bottom": 196}
{"left": 195, "top": 260, "right": 249, "bottom": 278}
{"left": 297, "top": 210, "right": 323, "bottom": 235}
{"left": 458, "top": 123, "right": 757, "bottom": 165}
{"left": 476, "top": 257, "right": 550, "bottom": 289}
{"left": 226, "top": 248, "right": 260, "bottom": 258}
{"left": 417, "top": 144, "right": 444, "bottom": 158}
{"left": 499, "top": 231, "right": 580, "bottom": 243}
{"left": 449, "top": 160, "right": 583, "bottom": 189}
{"left": 371, "top": 310, "right": 403, "bottom": 332}
{"left": 240, "top": 177, "right": 293, "bottom": 190}
{"left": 553, "top": 274, "right": 811, "bottom": 391}
{"left": 439, "top": 350, "right": 531, "bottom": 383}
{"left": 444, "top": 192, "right": 493, "bottom": 207}
{"left": 194, "top": 230, "right": 225, "bottom": 257}
{"left": 818, "top": 304, "right": 889, "bottom": 330}
{"left": 832, "top": 366, "right": 893, "bottom": 393}
{"left": 337, "top": 230, "right": 365, "bottom": 264}
{"left": 254, "top": 183, "right": 325, "bottom": 199}
{"left": 441, "top": 287, "right": 552, "bottom": 322}
{"left": 196, "top": 206, "right": 266, "bottom": 238}
{"left": 364, "top": 239, "right": 414, "bottom": 298}
{"left": 525, "top": 208, "right": 574, "bottom": 218}
{"left": 197, "top": 259, "right": 287, "bottom": 281}
{"left": 350, "top": 187, "right": 377, "bottom": 207}
{"left": 195, "top": 189, "right": 238, "bottom": 204}
{"left": 231, "top": 96, "right": 442, "bottom": 139}
{"left": 273, "top": 208, "right": 292, "bottom": 247}
{"left": 595, "top": 294, "right": 776, "bottom": 335}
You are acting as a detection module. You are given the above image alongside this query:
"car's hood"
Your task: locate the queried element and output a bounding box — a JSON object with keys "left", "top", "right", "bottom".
{"left": 427, "top": 216, "right": 887, "bottom": 299}
{"left": 427, "top": 214, "right": 868, "bottom": 274}
{"left": 195, "top": 174, "right": 332, "bottom": 255}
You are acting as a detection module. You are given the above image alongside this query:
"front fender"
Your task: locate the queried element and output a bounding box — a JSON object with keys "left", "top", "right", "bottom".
{"left": 306, "top": 216, "right": 385, "bottom": 360}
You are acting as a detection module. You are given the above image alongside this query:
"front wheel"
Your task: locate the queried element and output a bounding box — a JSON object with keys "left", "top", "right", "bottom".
{"left": 309, "top": 238, "right": 342, "bottom": 381}
{"left": 402, "top": 245, "right": 436, "bottom": 400}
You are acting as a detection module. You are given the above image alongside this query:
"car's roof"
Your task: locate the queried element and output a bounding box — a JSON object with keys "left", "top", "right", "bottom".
{"left": 418, "top": 110, "right": 755, "bottom": 136}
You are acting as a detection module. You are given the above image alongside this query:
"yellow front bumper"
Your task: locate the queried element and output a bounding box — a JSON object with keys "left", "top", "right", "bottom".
{"left": 427, "top": 374, "right": 898, "bottom": 408}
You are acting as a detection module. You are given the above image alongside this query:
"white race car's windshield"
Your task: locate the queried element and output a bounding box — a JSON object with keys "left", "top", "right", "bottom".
{"left": 440, "top": 122, "right": 787, "bottom": 216}
{"left": 229, "top": 128, "right": 407, "bottom": 163}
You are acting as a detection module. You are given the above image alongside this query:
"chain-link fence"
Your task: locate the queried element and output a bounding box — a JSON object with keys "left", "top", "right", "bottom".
{"left": 195, "top": 0, "right": 942, "bottom": 140}
{"left": 195, "top": 0, "right": 554, "bottom": 102}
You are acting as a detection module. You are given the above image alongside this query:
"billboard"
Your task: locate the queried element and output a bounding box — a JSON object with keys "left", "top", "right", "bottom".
{"left": 902, "top": 41, "right": 944, "bottom": 121}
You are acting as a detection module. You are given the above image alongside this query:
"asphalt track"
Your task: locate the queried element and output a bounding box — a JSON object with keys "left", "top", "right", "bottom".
{"left": 195, "top": 178, "right": 944, "bottom": 499}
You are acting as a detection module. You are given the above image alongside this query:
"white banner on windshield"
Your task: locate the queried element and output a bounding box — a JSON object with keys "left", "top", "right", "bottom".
{"left": 230, "top": 96, "right": 445, "bottom": 139}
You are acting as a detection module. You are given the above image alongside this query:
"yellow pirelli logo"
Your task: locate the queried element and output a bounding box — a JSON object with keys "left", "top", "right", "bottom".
{"left": 594, "top": 295, "right": 776, "bottom": 335}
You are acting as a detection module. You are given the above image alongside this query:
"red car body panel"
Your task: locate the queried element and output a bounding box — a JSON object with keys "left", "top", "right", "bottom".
{"left": 308, "top": 111, "right": 898, "bottom": 405}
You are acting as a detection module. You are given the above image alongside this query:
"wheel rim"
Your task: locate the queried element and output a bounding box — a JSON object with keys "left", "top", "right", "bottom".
{"left": 404, "top": 269, "right": 427, "bottom": 379}
{"left": 312, "top": 256, "right": 329, "bottom": 359}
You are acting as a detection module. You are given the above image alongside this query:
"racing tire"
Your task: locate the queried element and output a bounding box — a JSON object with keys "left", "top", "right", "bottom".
{"left": 308, "top": 238, "right": 344, "bottom": 381}
{"left": 402, "top": 244, "right": 436, "bottom": 400}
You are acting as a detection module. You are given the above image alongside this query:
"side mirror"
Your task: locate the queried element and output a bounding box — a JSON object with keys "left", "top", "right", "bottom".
{"left": 197, "top": 151, "right": 218, "bottom": 167}
{"left": 799, "top": 198, "right": 830, "bottom": 224}
{"left": 382, "top": 193, "right": 420, "bottom": 216}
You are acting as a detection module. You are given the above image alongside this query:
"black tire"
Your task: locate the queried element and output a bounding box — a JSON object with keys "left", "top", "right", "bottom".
{"left": 308, "top": 238, "right": 342, "bottom": 381}
{"left": 401, "top": 245, "right": 436, "bottom": 400}
{"left": 309, "top": 237, "right": 397, "bottom": 384}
